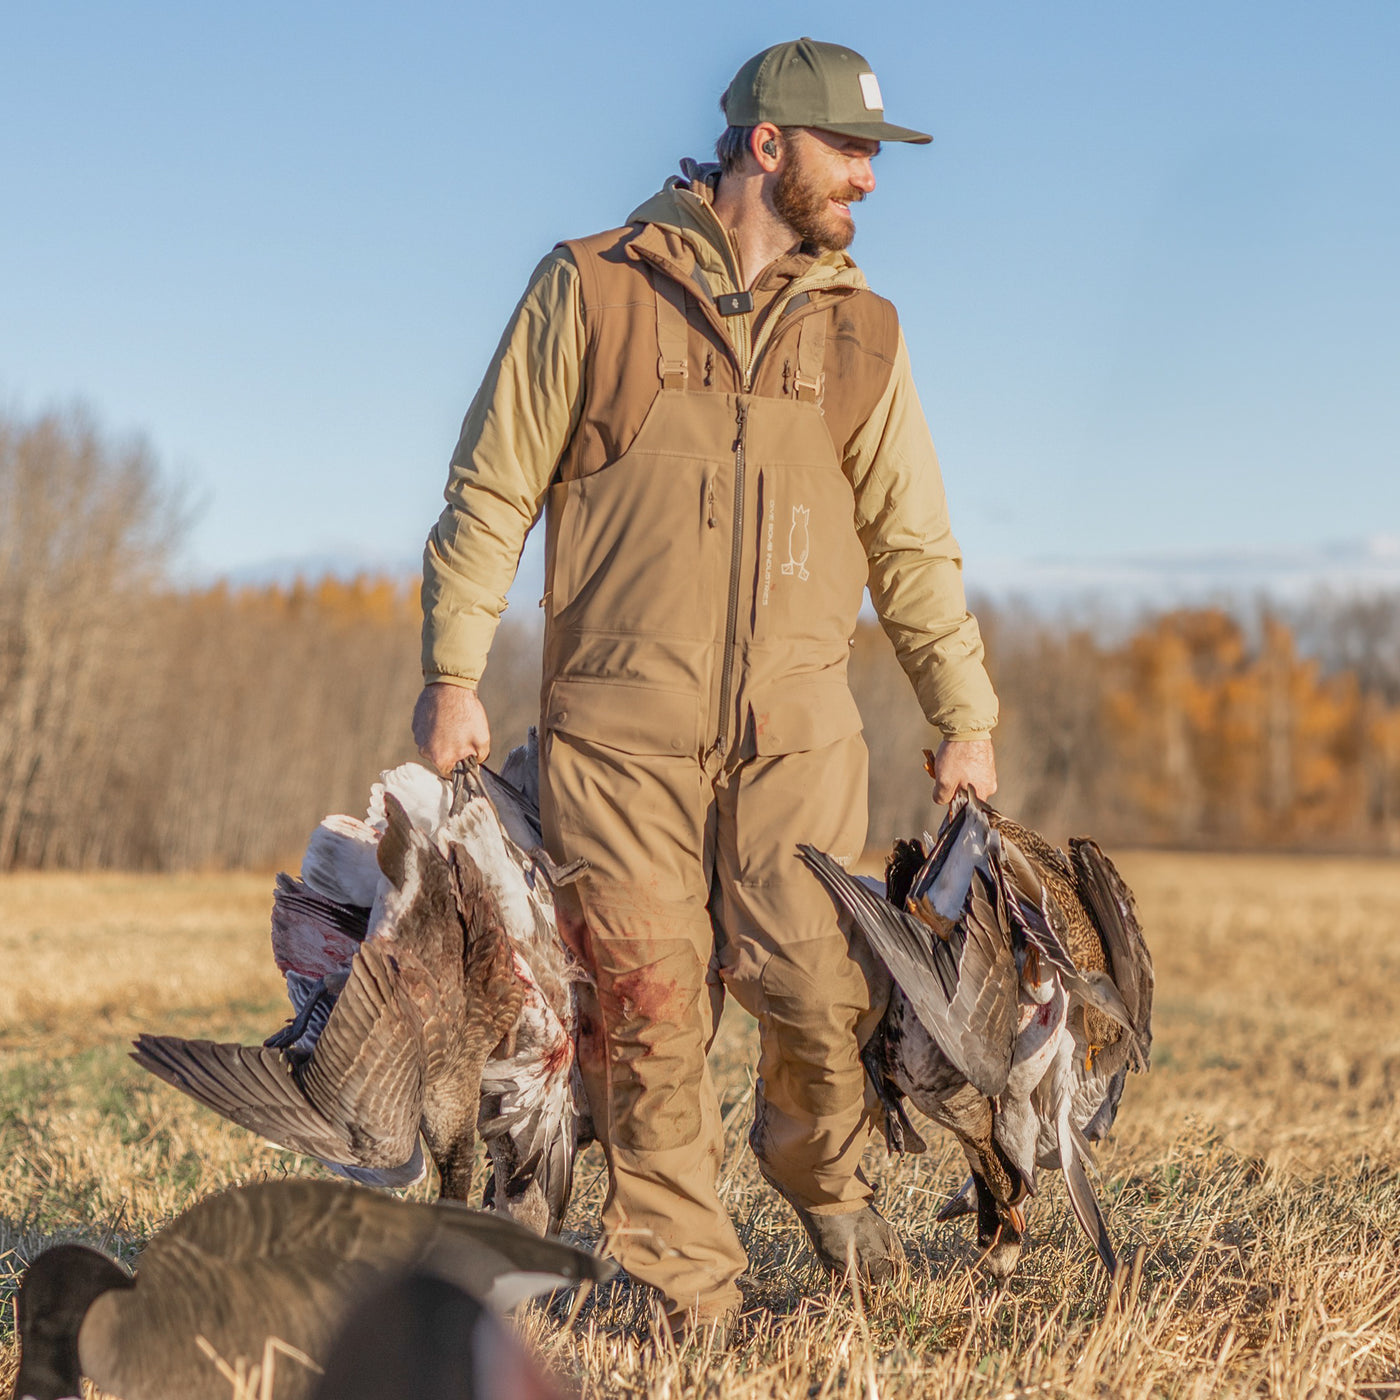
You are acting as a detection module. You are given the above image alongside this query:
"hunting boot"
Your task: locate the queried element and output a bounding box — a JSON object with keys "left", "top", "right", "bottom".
{"left": 783, "top": 1197, "right": 905, "bottom": 1285}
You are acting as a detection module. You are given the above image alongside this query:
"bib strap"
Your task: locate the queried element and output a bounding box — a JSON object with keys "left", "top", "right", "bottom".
{"left": 652, "top": 270, "right": 690, "bottom": 390}
{"left": 793, "top": 310, "right": 827, "bottom": 405}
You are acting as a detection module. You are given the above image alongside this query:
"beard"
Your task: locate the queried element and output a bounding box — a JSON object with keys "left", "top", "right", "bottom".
{"left": 771, "top": 156, "right": 864, "bottom": 251}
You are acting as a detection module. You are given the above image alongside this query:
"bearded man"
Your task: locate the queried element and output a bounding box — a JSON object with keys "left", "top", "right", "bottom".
{"left": 413, "top": 37, "right": 1000, "bottom": 1334}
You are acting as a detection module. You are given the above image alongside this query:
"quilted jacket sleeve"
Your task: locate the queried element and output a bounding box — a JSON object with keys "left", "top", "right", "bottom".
{"left": 844, "top": 330, "right": 1000, "bottom": 739}
{"left": 421, "top": 249, "right": 584, "bottom": 687}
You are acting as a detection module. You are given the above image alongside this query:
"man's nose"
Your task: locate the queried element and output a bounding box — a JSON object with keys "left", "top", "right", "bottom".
{"left": 850, "top": 160, "right": 877, "bottom": 195}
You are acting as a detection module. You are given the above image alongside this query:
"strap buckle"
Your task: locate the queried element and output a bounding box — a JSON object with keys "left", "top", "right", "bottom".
{"left": 657, "top": 355, "right": 689, "bottom": 390}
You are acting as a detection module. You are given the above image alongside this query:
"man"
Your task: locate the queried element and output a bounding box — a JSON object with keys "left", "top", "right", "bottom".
{"left": 413, "top": 37, "right": 999, "bottom": 1334}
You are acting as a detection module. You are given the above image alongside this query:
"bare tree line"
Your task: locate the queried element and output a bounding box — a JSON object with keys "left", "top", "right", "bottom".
{"left": 4, "top": 406, "right": 1400, "bottom": 871}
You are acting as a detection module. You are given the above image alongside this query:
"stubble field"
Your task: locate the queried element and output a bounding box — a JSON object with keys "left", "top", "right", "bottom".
{"left": 2, "top": 851, "right": 1399, "bottom": 1398}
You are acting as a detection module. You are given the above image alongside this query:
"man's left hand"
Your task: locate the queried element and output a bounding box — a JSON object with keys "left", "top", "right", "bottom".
{"left": 929, "top": 737, "right": 997, "bottom": 804}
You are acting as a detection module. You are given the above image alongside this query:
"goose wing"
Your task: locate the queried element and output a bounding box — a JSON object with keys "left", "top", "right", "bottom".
{"left": 132, "top": 936, "right": 425, "bottom": 1170}
{"left": 270, "top": 873, "right": 367, "bottom": 979}
{"left": 799, "top": 846, "right": 1018, "bottom": 1098}
{"left": 1069, "top": 837, "right": 1154, "bottom": 1073}
{"left": 300, "top": 814, "right": 383, "bottom": 908}
{"left": 1060, "top": 1123, "right": 1118, "bottom": 1276}
{"left": 478, "top": 758, "right": 544, "bottom": 854}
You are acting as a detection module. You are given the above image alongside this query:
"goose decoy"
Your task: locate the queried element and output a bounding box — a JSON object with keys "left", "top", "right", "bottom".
{"left": 310, "top": 1271, "right": 564, "bottom": 1400}
{"left": 800, "top": 784, "right": 1152, "bottom": 1279}
{"left": 132, "top": 744, "right": 590, "bottom": 1231}
{"left": 10, "top": 1178, "right": 614, "bottom": 1400}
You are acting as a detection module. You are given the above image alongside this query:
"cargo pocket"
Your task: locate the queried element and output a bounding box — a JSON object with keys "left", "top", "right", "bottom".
{"left": 544, "top": 678, "right": 701, "bottom": 757}
{"left": 746, "top": 676, "right": 863, "bottom": 756}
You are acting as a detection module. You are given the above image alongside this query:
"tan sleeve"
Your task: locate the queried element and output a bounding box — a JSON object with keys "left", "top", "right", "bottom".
{"left": 844, "top": 330, "right": 1000, "bottom": 739}
{"left": 421, "top": 250, "right": 584, "bottom": 686}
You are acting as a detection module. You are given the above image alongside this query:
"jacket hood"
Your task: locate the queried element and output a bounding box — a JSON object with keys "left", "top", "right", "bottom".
{"left": 626, "top": 161, "right": 870, "bottom": 296}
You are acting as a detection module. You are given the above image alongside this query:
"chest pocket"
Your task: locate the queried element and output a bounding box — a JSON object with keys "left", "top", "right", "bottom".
{"left": 545, "top": 388, "right": 734, "bottom": 643}
{"left": 747, "top": 312, "right": 868, "bottom": 648}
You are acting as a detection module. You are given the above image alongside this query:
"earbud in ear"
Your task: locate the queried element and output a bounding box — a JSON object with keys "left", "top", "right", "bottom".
{"left": 762, "top": 138, "right": 778, "bottom": 158}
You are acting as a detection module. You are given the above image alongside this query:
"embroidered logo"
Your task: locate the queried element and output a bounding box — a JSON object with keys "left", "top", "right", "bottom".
{"left": 781, "top": 505, "right": 811, "bottom": 582}
{"left": 761, "top": 497, "right": 776, "bottom": 605}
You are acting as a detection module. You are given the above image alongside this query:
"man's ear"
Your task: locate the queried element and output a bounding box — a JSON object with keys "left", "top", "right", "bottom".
{"left": 752, "top": 123, "right": 783, "bottom": 173}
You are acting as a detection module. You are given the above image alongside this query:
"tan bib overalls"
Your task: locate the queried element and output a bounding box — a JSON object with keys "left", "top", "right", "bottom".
{"left": 539, "top": 224, "right": 894, "bottom": 1325}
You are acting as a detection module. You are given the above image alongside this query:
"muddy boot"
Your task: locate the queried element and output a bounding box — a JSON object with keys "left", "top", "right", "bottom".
{"left": 663, "top": 1305, "right": 740, "bottom": 1351}
{"left": 786, "top": 1201, "right": 905, "bottom": 1285}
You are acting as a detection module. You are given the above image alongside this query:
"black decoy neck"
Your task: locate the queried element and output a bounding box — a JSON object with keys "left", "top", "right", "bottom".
{"left": 13, "top": 1244, "right": 133, "bottom": 1400}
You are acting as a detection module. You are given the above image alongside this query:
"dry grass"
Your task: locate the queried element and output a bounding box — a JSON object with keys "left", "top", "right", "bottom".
{"left": 3, "top": 853, "right": 1400, "bottom": 1397}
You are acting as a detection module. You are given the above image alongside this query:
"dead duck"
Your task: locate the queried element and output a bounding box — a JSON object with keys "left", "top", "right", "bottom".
{"left": 801, "top": 786, "right": 1152, "bottom": 1279}
{"left": 133, "top": 745, "right": 589, "bottom": 1231}
{"left": 10, "top": 1177, "right": 614, "bottom": 1400}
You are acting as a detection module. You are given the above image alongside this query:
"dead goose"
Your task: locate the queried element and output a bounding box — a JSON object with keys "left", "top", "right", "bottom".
{"left": 800, "top": 787, "right": 1152, "bottom": 1279}
{"left": 135, "top": 787, "right": 522, "bottom": 1202}
{"left": 10, "top": 1178, "right": 614, "bottom": 1400}
{"left": 134, "top": 742, "right": 590, "bottom": 1231}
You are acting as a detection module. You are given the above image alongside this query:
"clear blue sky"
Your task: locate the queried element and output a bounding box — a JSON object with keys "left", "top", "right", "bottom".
{"left": 3, "top": 1, "right": 1397, "bottom": 595}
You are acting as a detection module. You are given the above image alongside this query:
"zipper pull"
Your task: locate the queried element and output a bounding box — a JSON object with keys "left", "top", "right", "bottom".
{"left": 734, "top": 399, "right": 748, "bottom": 446}
{"left": 707, "top": 480, "right": 717, "bottom": 528}
{"left": 704, "top": 350, "right": 714, "bottom": 387}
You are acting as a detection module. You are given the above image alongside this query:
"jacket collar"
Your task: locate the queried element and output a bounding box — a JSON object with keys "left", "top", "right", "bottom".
{"left": 625, "top": 163, "right": 870, "bottom": 302}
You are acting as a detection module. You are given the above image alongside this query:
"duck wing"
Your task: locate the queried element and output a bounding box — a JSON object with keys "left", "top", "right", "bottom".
{"left": 132, "top": 935, "right": 425, "bottom": 1171}
{"left": 992, "top": 823, "right": 1137, "bottom": 1035}
{"left": 1033, "top": 1036, "right": 1119, "bottom": 1276}
{"left": 1069, "top": 838, "right": 1154, "bottom": 1073}
{"left": 799, "top": 846, "right": 1018, "bottom": 1098}
{"left": 989, "top": 832, "right": 1078, "bottom": 981}
{"left": 79, "top": 1181, "right": 612, "bottom": 1400}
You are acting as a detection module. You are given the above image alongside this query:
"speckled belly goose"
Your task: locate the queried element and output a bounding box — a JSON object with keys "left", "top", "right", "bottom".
{"left": 801, "top": 787, "right": 1153, "bottom": 1279}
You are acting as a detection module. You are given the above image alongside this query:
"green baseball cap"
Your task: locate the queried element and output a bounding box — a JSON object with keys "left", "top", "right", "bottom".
{"left": 721, "top": 37, "right": 931, "bottom": 145}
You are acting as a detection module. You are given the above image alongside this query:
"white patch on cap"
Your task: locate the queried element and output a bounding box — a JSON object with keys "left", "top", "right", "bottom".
{"left": 859, "top": 72, "right": 883, "bottom": 112}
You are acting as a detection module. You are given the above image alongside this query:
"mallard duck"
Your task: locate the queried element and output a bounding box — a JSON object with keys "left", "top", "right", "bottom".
{"left": 10, "top": 1178, "right": 612, "bottom": 1400}
{"left": 800, "top": 788, "right": 1152, "bottom": 1279}
{"left": 134, "top": 741, "right": 589, "bottom": 1230}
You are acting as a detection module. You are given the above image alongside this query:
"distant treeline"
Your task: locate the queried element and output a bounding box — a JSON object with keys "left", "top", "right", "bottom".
{"left": 4, "top": 406, "right": 1399, "bottom": 871}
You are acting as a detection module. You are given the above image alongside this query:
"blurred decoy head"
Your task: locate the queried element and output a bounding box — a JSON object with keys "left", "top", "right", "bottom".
{"left": 310, "top": 1271, "right": 565, "bottom": 1400}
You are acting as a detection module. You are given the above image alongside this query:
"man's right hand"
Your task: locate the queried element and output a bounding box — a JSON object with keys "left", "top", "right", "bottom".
{"left": 413, "top": 683, "right": 492, "bottom": 774}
